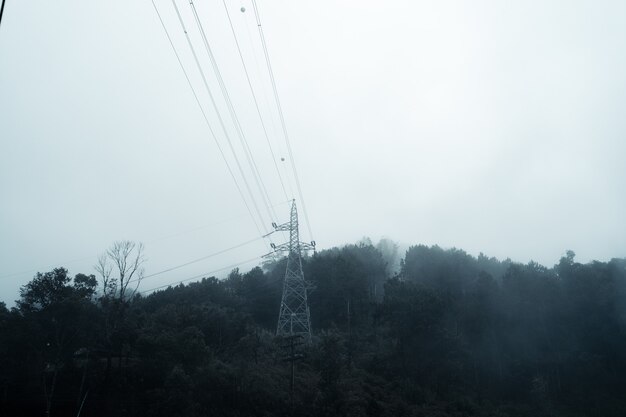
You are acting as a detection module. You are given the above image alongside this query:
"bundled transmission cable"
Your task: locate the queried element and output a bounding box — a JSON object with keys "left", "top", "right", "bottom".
{"left": 188, "top": 0, "right": 279, "bottom": 224}
{"left": 221, "top": 0, "right": 289, "bottom": 202}
{"left": 151, "top": 0, "right": 267, "bottom": 244}
{"left": 169, "top": 0, "right": 271, "bottom": 240}
{"left": 250, "top": 0, "right": 315, "bottom": 242}
{"left": 241, "top": 8, "right": 294, "bottom": 202}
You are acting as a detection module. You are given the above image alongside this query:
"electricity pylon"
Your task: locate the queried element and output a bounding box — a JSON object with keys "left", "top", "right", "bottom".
{"left": 270, "top": 200, "right": 315, "bottom": 341}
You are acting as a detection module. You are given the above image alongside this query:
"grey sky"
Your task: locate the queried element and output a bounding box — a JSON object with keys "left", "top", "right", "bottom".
{"left": 1, "top": 0, "right": 625, "bottom": 303}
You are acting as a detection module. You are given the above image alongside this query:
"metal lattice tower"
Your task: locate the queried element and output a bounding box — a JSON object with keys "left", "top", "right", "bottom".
{"left": 270, "top": 200, "right": 315, "bottom": 341}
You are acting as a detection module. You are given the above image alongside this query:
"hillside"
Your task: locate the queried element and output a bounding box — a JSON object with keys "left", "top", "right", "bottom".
{"left": 2, "top": 243, "right": 626, "bottom": 416}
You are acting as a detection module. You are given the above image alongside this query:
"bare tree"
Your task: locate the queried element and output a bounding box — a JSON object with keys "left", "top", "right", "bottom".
{"left": 95, "top": 254, "right": 114, "bottom": 299}
{"left": 94, "top": 241, "right": 146, "bottom": 378}
{"left": 95, "top": 241, "right": 145, "bottom": 301}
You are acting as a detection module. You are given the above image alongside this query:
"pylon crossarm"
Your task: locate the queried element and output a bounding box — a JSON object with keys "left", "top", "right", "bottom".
{"left": 269, "top": 243, "right": 291, "bottom": 253}
{"left": 270, "top": 241, "right": 315, "bottom": 254}
{"left": 271, "top": 221, "right": 291, "bottom": 232}
{"left": 298, "top": 242, "right": 315, "bottom": 252}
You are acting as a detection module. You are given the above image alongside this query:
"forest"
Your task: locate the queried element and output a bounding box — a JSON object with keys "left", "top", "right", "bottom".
{"left": 2, "top": 241, "right": 626, "bottom": 417}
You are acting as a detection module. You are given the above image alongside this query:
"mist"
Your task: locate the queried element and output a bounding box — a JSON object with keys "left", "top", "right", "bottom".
{"left": 1, "top": 0, "right": 626, "bottom": 415}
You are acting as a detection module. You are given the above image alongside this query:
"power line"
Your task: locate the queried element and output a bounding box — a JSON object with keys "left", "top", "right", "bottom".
{"left": 151, "top": 0, "right": 266, "bottom": 242}
{"left": 188, "top": 0, "right": 279, "bottom": 224}
{"left": 139, "top": 255, "right": 263, "bottom": 294}
{"left": 221, "top": 0, "right": 289, "bottom": 202}
{"left": 143, "top": 256, "right": 286, "bottom": 299}
{"left": 250, "top": 0, "right": 315, "bottom": 242}
{"left": 0, "top": 201, "right": 286, "bottom": 281}
{"left": 172, "top": 0, "right": 270, "bottom": 236}
{"left": 0, "top": 199, "right": 293, "bottom": 281}
{"left": 241, "top": 8, "right": 294, "bottom": 201}
{"left": 131, "top": 235, "right": 266, "bottom": 284}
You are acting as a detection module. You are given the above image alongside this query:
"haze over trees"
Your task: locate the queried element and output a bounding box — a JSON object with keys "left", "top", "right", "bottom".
{"left": 1, "top": 241, "right": 626, "bottom": 417}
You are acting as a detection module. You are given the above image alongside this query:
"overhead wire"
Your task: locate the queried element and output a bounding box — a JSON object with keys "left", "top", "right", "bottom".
{"left": 187, "top": 0, "right": 278, "bottom": 224}
{"left": 3, "top": 4, "right": 277, "bottom": 282}
{"left": 142, "top": 2, "right": 320, "bottom": 301}
{"left": 250, "top": 0, "right": 315, "bottom": 242}
{"left": 170, "top": 0, "right": 271, "bottom": 241}
{"left": 153, "top": 1, "right": 314, "bottom": 288}
{"left": 142, "top": 254, "right": 301, "bottom": 301}
{"left": 129, "top": 235, "right": 267, "bottom": 284}
{"left": 151, "top": 0, "right": 266, "bottom": 243}
{"left": 221, "top": 0, "right": 289, "bottom": 202}
{"left": 241, "top": 7, "right": 294, "bottom": 202}
{"left": 142, "top": 257, "right": 288, "bottom": 299}
{"left": 4, "top": 3, "right": 316, "bottom": 292}
{"left": 242, "top": 7, "right": 283, "bottom": 154}
{"left": 139, "top": 255, "right": 263, "bottom": 294}
{"left": 0, "top": 199, "right": 292, "bottom": 281}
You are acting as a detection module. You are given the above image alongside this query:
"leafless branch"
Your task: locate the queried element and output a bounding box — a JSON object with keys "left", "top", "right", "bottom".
{"left": 95, "top": 254, "right": 114, "bottom": 298}
{"left": 96, "top": 241, "right": 146, "bottom": 301}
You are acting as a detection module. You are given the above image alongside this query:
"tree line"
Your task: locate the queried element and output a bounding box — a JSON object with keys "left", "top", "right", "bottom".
{"left": 1, "top": 240, "right": 626, "bottom": 416}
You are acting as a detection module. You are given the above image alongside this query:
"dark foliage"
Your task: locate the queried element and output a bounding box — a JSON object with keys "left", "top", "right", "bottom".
{"left": 2, "top": 244, "right": 626, "bottom": 417}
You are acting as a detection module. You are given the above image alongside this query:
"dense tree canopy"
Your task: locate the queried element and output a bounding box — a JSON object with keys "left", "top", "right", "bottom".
{"left": 2, "top": 243, "right": 626, "bottom": 416}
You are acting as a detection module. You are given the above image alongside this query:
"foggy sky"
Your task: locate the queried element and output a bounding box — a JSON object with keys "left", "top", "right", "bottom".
{"left": 1, "top": 0, "right": 625, "bottom": 303}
